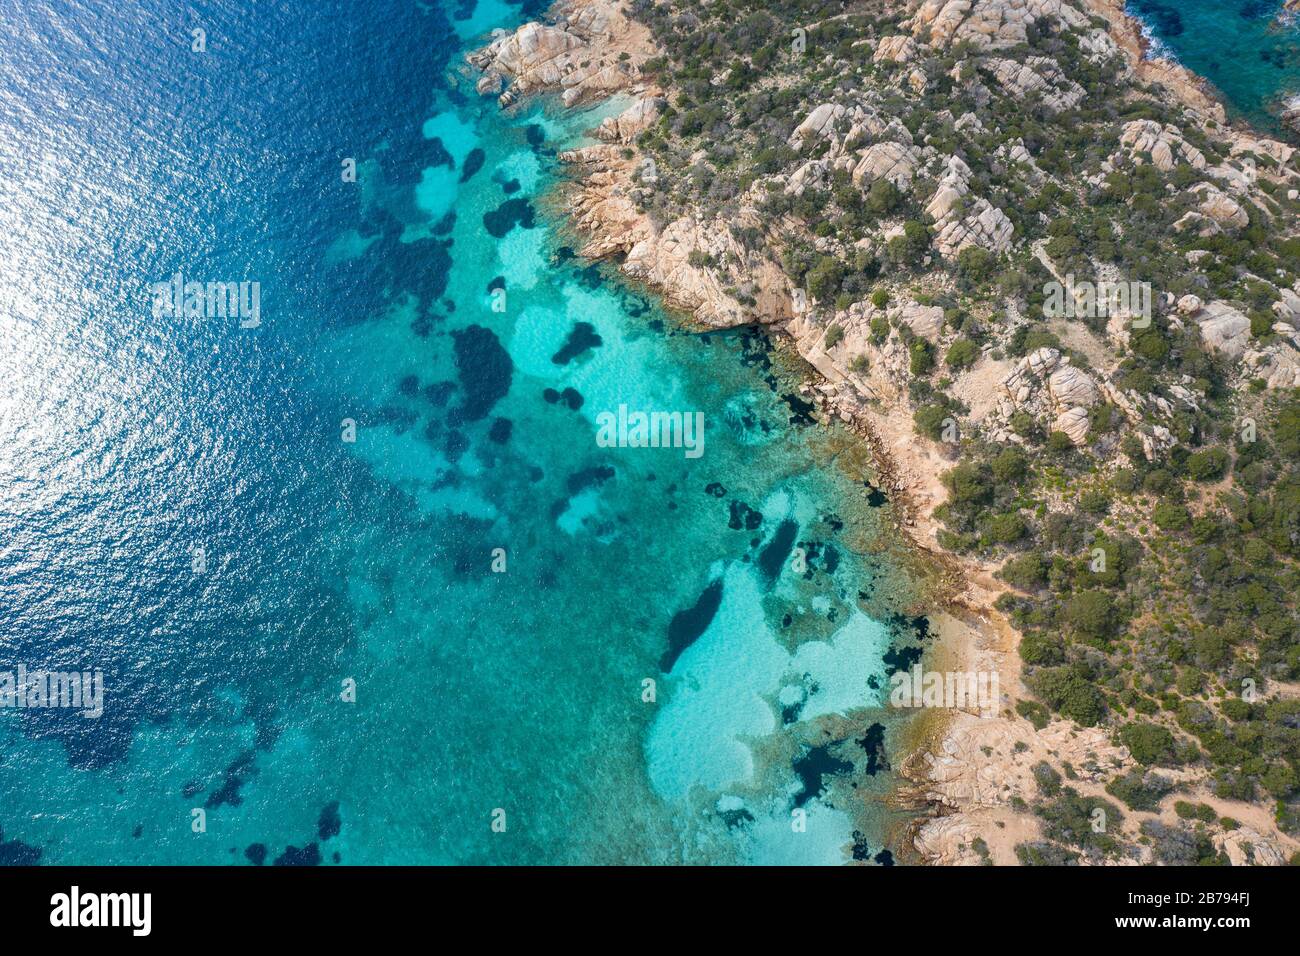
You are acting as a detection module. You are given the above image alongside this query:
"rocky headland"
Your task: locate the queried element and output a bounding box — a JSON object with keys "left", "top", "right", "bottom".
{"left": 466, "top": 0, "right": 1300, "bottom": 865}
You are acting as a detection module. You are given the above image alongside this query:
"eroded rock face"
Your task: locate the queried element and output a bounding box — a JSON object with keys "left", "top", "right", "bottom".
{"left": 999, "top": 349, "right": 1098, "bottom": 445}
{"left": 852, "top": 141, "right": 922, "bottom": 190}
{"left": 1196, "top": 302, "right": 1252, "bottom": 360}
{"left": 559, "top": 144, "right": 653, "bottom": 259}
{"left": 1120, "top": 119, "right": 1207, "bottom": 172}
{"left": 1274, "top": 288, "right": 1300, "bottom": 327}
{"left": 909, "top": 0, "right": 1089, "bottom": 50}
{"left": 785, "top": 158, "right": 829, "bottom": 197}
{"left": 1227, "top": 129, "right": 1294, "bottom": 168}
{"left": 926, "top": 155, "right": 972, "bottom": 221}
{"left": 789, "top": 103, "right": 846, "bottom": 150}
{"left": 1000, "top": 138, "right": 1041, "bottom": 173}
{"left": 926, "top": 180, "right": 969, "bottom": 222}
{"left": 934, "top": 198, "right": 1014, "bottom": 257}
{"left": 894, "top": 301, "right": 946, "bottom": 342}
{"left": 915, "top": 711, "right": 1131, "bottom": 864}
{"left": 469, "top": 22, "right": 584, "bottom": 106}
{"left": 873, "top": 34, "right": 918, "bottom": 63}
{"left": 982, "top": 56, "right": 1086, "bottom": 112}
{"left": 923, "top": 154, "right": 1015, "bottom": 258}
{"left": 622, "top": 216, "right": 789, "bottom": 328}
{"left": 1002, "top": 346, "right": 1060, "bottom": 401}
{"left": 1053, "top": 406, "right": 1092, "bottom": 444}
{"left": 1243, "top": 344, "right": 1300, "bottom": 390}
{"left": 1215, "top": 827, "right": 1289, "bottom": 867}
{"left": 466, "top": 0, "right": 651, "bottom": 107}
{"left": 1192, "top": 182, "right": 1250, "bottom": 230}
{"left": 1047, "top": 364, "right": 1099, "bottom": 408}
{"left": 596, "top": 95, "right": 663, "bottom": 144}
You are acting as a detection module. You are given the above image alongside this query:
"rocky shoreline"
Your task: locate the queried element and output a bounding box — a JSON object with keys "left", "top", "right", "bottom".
{"left": 464, "top": 0, "right": 1300, "bottom": 865}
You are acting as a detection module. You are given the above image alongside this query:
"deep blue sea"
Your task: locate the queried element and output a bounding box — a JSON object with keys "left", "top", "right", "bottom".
{"left": 0, "top": 0, "right": 925, "bottom": 864}
{"left": 1129, "top": 0, "right": 1300, "bottom": 135}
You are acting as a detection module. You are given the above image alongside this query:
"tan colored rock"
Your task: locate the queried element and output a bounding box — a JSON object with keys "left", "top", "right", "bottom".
{"left": 789, "top": 103, "right": 846, "bottom": 150}
{"left": 466, "top": 0, "right": 653, "bottom": 108}
{"left": 1243, "top": 345, "right": 1300, "bottom": 390}
{"left": 1274, "top": 288, "right": 1300, "bottom": 327}
{"left": 913, "top": 814, "right": 991, "bottom": 866}
{"left": 926, "top": 155, "right": 973, "bottom": 222}
{"left": 1196, "top": 302, "right": 1252, "bottom": 359}
{"left": 1054, "top": 406, "right": 1092, "bottom": 444}
{"left": 894, "top": 301, "right": 946, "bottom": 342}
{"left": 982, "top": 56, "right": 1085, "bottom": 112}
{"left": 926, "top": 181, "right": 968, "bottom": 222}
{"left": 1119, "top": 119, "right": 1206, "bottom": 172}
{"left": 1047, "top": 364, "right": 1099, "bottom": 408}
{"left": 785, "top": 159, "right": 828, "bottom": 197}
{"left": 1215, "top": 827, "right": 1289, "bottom": 866}
{"left": 596, "top": 95, "right": 662, "bottom": 144}
{"left": 909, "top": 0, "right": 1088, "bottom": 50}
{"left": 1173, "top": 211, "right": 1217, "bottom": 237}
{"left": 622, "top": 216, "right": 789, "bottom": 329}
{"left": 873, "top": 34, "right": 918, "bottom": 63}
{"left": 1002, "top": 139, "right": 1039, "bottom": 172}
{"left": 934, "top": 198, "right": 1014, "bottom": 257}
{"left": 1192, "top": 182, "right": 1250, "bottom": 229}
{"left": 560, "top": 145, "right": 653, "bottom": 259}
{"left": 1228, "top": 130, "right": 1294, "bottom": 167}
{"left": 921, "top": 712, "right": 1130, "bottom": 815}
{"left": 851, "top": 141, "right": 921, "bottom": 190}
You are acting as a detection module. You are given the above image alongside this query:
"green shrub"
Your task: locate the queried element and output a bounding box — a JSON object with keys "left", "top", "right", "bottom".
{"left": 1002, "top": 553, "right": 1047, "bottom": 589}
{"left": 1119, "top": 722, "right": 1175, "bottom": 766}
{"left": 914, "top": 404, "right": 950, "bottom": 441}
{"left": 1029, "top": 666, "right": 1107, "bottom": 726}
{"left": 1047, "top": 431, "right": 1075, "bottom": 454}
{"left": 991, "top": 447, "right": 1029, "bottom": 484}
{"left": 909, "top": 339, "right": 934, "bottom": 376}
{"left": 1015, "top": 841, "right": 1079, "bottom": 865}
{"left": 1016, "top": 699, "right": 1051, "bottom": 729}
{"left": 1106, "top": 769, "right": 1173, "bottom": 811}
{"left": 945, "top": 338, "right": 979, "bottom": 369}
{"left": 943, "top": 462, "right": 992, "bottom": 506}
{"left": 1173, "top": 801, "right": 1217, "bottom": 823}
{"left": 807, "top": 256, "right": 846, "bottom": 302}
{"left": 1065, "top": 590, "right": 1119, "bottom": 640}
{"left": 986, "top": 512, "right": 1027, "bottom": 544}
{"left": 1152, "top": 503, "right": 1190, "bottom": 532}
{"left": 1033, "top": 761, "right": 1063, "bottom": 797}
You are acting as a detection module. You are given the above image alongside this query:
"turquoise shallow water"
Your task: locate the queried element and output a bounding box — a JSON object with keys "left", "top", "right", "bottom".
{"left": 1129, "top": 0, "right": 1300, "bottom": 135}
{"left": 0, "top": 0, "right": 925, "bottom": 864}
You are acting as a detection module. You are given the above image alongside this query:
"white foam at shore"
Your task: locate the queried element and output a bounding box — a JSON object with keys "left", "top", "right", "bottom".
{"left": 1133, "top": 12, "right": 1178, "bottom": 63}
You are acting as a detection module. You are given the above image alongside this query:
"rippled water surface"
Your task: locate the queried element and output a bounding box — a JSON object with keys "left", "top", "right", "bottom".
{"left": 1130, "top": 0, "right": 1300, "bottom": 135}
{"left": 0, "top": 0, "right": 926, "bottom": 864}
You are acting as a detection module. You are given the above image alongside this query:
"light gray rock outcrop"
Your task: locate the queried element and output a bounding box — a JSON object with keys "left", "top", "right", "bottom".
{"left": 1196, "top": 302, "right": 1252, "bottom": 360}
{"left": 1119, "top": 119, "right": 1207, "bottom": 172}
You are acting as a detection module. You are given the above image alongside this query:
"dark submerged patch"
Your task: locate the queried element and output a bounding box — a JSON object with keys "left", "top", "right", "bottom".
{"left": 551, "top": 321, "right": 603, "bottom": 365}
{"left": 450, "top": 325, "right": 512, "bottom": 423}
{"left": 482, "top": 197, "right": 535, "bottom": 238}
{"left": 660, "top": 577, "right": 724, "bottom": 673}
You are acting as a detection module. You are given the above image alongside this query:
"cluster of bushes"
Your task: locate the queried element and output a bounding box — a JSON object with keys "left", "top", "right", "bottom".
{"left": 626, "top": 0, "right": 1300, "bottom": 842}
